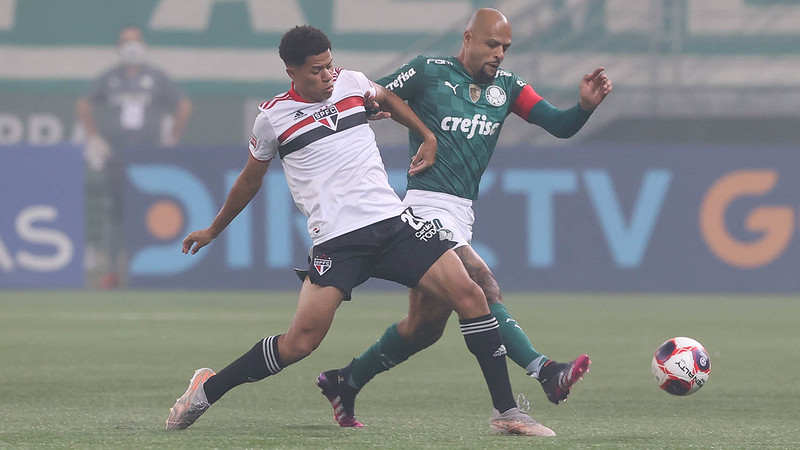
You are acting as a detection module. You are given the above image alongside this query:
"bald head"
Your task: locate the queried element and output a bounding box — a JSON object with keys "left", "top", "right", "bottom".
{"left": 465, "top": 8, "right": 509, "bottom": 33}
{"left": 457, "top": 8, "right": 512, "bottom": 83}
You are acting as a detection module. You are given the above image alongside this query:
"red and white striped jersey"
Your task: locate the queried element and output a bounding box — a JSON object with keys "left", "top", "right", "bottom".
{"left": 249, "top": 69, "right": 405, "bottom": 245}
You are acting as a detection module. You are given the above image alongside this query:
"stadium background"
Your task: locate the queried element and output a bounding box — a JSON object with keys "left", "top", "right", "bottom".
{"left": 2, "top": 0, "right": 800, "bottom": 292}
{"left": 3, "top": 2, "right": 800, "bottom": 448}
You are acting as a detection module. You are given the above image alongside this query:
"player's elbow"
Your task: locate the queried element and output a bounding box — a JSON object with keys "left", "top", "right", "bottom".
{"left": 243, "top": 175, "right": 263, "bottom": 192}
{"left": 550, "top": 127, "right": 579, "bottom": 139}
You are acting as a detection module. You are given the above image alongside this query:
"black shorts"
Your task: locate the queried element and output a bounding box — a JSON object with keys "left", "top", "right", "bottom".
{"left": 306, "top": 208, "right": 456, "bottom": 301}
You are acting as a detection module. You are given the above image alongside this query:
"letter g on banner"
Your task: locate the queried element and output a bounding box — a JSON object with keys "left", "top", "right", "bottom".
{"left": 700, "top": 170, "right": 793, "bottom": 268}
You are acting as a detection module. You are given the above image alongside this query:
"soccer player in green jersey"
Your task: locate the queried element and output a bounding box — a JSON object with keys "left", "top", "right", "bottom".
{"left": 317, "top": 8, "right": 612, "bottom": 433}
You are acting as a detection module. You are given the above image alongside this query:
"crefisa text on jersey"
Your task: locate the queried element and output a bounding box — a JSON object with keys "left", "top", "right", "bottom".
{"left": 384, "top": 67, "right": 416, "bottom": 90}
{"left": 440, "top": 113, "right": 501, "bottom": 139}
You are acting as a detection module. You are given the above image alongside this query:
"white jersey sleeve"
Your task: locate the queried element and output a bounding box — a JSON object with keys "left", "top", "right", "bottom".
{"left": 249, "top": 111, "right": 278, "bottom": 161}
{"left": 349, "top": 70, "right": 377, "bottom": 99}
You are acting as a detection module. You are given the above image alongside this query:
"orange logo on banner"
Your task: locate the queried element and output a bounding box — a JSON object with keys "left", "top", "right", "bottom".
{"left": 146, "top": 199, "right": 184, "bottom": 241}
{"left": 699, "top": 170, "right": 793, "bottom": 268}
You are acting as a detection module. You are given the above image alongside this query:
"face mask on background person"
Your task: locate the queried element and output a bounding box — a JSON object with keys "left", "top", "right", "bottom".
{"left": 119, "top": 41, "right": 146, "bottom": 66}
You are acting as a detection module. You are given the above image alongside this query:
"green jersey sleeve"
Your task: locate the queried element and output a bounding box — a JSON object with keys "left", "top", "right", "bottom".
{"left": 510, "top": 73, "right": 593, "bottom": 138}
{"left": 375, "top": 55, "right": 428, "bottom": 100}
{"left": 528, "top": 100, "right": 593, "bottom": 138}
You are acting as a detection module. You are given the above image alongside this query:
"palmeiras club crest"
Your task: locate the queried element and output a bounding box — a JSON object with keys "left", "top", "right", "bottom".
{"left": 314, "top": 255, "right": 332, "bottom": 275}
{"left": 313, "top": 105, "right": 339, "bottom": 130}
{"left": 485, "top": 84, "right": 507, "bottom": 106}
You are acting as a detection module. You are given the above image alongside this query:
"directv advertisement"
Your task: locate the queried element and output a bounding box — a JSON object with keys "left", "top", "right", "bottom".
{"left": 123, "top": 143, "right": 800, "bottom": 292}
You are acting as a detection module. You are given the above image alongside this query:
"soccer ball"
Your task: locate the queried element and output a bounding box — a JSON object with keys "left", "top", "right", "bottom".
{"left": 651, "top": 337, "right": 710, "bottom": 396}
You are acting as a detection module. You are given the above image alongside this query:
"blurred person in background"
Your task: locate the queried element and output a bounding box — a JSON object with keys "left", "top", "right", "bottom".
{"left": 317, "top": 7, "right": 611, "bottom": 431}
{"left": 76, "top": 25, "right": 192, "bottom": 288}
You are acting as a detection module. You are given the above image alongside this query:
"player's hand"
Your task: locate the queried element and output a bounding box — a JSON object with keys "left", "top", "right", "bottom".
{"left": 578, "top": 67, "right": 612, "bottom": 111}
{"left": 182, "top": 228, "right": 215, "bottom": 255}
{"left": 409, "top": 136, "right": 436, "bottom": 176}
{"left": 84, "top": 134, "right": 111, "bottom": 171}
{"left": 364, "top": 91, "right": 391, "bottom": 121}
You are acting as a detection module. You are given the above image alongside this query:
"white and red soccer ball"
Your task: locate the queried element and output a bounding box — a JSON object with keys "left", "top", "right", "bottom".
{"left": 651, "top": 337, "right": 711, "bottom": 396}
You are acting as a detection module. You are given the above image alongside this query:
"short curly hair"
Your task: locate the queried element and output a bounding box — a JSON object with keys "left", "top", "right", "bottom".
{"left": 279, "top": 26, "right": 332, "bottom": 67}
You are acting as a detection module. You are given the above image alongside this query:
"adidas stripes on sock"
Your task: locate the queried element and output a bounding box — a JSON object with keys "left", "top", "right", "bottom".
{"left": 460, "top": 314, "right": 516, "bottom": 413}
{"left": 203, "top": 335, "right": 284, "bottom": 404}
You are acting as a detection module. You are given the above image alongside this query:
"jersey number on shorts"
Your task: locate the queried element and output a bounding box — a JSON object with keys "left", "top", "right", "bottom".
{"left": 400, "top": 208, "right": 426, "bottom": 231}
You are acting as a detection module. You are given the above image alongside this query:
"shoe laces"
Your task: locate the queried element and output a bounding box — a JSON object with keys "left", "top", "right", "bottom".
{"left": 516, "top": 392, "right": 530, "bottom": 413}
{"left": 557, "top": 361, "right": 574, "bottom": 389}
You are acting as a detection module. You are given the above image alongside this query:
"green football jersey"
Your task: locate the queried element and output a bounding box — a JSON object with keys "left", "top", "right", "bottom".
{"left": 376, "top": 55, "right": 532, "bottom": 200}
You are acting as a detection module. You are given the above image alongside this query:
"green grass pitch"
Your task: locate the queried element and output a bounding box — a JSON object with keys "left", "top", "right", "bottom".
{"left": 1, "top": 290, "right": 799, "bottom": 449}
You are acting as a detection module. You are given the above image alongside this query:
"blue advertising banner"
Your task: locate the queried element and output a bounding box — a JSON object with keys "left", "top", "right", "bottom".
{"left": 124, "top": 144, "right": 800, "bottom": 292}
{"left": 0, "top": 145, "right": 85, "bottom": 288}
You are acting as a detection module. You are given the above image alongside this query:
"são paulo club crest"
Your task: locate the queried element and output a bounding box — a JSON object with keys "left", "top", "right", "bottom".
{"left": 313, "top": 105, "right": 339, "bottom": 130}
{"left": 313, "top": 255, "right": 332, "bottom": 276}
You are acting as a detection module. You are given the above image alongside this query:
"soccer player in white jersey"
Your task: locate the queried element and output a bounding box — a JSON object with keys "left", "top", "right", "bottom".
{"left": 165, "top": 25, "right": 553, "bottom": 436}
{"left": 317, "top": 8, "right": 612, "bottom": 434}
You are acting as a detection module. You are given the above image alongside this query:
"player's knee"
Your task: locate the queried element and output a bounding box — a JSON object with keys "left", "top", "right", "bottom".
{"left": 296, "top": 339, "right": 319, "bottom": 359}
{"left": 480, "top": 274, "right": 503, "bottom": 305}
{"left": 410, "top": 319, "right": 447, "bottom": 349}
{"left": 281, "top": 335, "right": 320, "bottom": 363}
{"left": 470, "top": 267, "right": 501, "bottom": 303}
{"left": 451, "top": 281, "right": 488, "bottom": 316}
{"left": 417, "top": 324, "right": 445, "bottom": 348}
{"left": 399, "top": 307, "right": 449, "bottom": 348}
{"left": 464, "top": 280, "right": 486, "bottom": 304}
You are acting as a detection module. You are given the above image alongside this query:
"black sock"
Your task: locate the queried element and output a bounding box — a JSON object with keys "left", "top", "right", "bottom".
{"left": 203, "top": 335, "right": 284, "bottom": 404}
{"left": 460, "top": 315, "right": 516, "bottom": 413}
